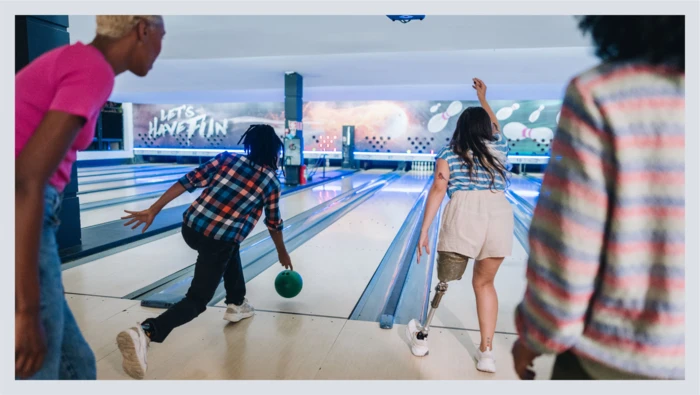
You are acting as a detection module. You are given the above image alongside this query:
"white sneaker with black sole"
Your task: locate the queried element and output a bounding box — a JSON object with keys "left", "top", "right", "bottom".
{"left": 116, "top": 324, "right": 150, "bottom": 380}
{"left": 223, "top": 299, "right": 255, "bottom": 323}
{"left": 476, "top": 347, "right": 497, "bottom": 373}
{"left": 406, "top": 319, "right": 429, "bottom": 357}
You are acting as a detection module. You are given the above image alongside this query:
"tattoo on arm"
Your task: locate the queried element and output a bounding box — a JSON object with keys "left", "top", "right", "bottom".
{"left": 437, "top": 172, "right": 447, "bottom": 181}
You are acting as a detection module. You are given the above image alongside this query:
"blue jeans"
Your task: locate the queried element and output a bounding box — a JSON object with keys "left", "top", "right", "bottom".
{"left": 19, "top": 186, "right": 96, "bottom": 380}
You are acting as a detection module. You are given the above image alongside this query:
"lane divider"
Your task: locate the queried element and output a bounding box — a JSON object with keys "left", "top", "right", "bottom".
{"left": 393, "top": 197, "right": 445, "bottom": 326}
{"left": 348, "top": 176, "right": 432, "bottom": 323}
{"left": 377, "top": 179, "right": 432, "bottom": 329}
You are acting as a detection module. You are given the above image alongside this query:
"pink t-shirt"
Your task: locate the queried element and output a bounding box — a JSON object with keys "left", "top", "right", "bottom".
{"left": 15, "top": 42, "right": 115, "bottom": 192}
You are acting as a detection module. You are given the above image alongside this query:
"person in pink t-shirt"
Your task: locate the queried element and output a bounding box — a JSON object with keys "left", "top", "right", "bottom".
{"left": 15, "top": 15, "right": 165, "bottom": 380}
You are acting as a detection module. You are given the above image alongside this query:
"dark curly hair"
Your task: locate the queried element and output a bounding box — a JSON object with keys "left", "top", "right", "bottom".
{"left": 577, "top": 16, "right": 684, "bottom": 71}
{"left": 237, "top": 124, "right": 283, "bottom": 170}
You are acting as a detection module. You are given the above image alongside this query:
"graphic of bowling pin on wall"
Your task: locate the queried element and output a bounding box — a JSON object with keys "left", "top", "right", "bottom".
{"left": 428, "top": 101, "right": 463, "bottom": 133}
{"left": 503, "top": 122, "right": 553, "bottom": 141}
{"left": 529, "top": 105, "right": 545, "bottom": 123}
{"left": 496, "top": 103, "right": 520, "bottom": 121}
{"left": 430, "top": 103, "right": 441, "bottom": 113}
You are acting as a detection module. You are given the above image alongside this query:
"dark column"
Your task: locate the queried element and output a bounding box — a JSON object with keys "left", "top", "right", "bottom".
{"left": 16, "top": 15, "right": 82, "bottom": 251}
{"left": 283, "top": 72, "right": 304, "bottom": 185}
{"left": 341, "top": 125, "right": 356, "bottom": 169}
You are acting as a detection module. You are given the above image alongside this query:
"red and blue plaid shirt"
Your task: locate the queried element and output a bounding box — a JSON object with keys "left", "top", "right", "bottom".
{"left": 178, "top": 152, "right": 283, "bottom": 243}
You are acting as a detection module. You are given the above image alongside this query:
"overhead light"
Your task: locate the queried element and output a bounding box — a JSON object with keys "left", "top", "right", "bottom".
{"left": 387, "top": 15, "right": 426, "bottom": 24}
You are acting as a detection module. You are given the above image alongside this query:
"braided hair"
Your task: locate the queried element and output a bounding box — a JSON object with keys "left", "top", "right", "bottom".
{"left": 237, "top": 124, "right": 283, "bottom": 170}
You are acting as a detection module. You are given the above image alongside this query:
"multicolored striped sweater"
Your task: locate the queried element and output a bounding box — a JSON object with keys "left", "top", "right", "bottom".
{"left": 515, "top": 61, "right": 685, "bottom": 380}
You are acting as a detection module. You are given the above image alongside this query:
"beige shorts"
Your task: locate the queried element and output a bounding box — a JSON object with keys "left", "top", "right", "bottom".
{"left": 436, "top": 189, "right": 513, "bottom": 277}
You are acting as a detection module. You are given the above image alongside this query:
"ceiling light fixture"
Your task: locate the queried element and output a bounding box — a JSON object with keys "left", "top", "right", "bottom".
{"left": 387, "top": 15, "right": 426, "bottom": 24}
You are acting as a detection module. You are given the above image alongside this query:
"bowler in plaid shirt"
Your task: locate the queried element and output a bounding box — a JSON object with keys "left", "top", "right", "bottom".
{"left": 115, "top": 125, "right": 292, "bottom": 380}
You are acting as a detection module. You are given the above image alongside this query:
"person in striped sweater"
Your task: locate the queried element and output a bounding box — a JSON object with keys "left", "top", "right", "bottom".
{"left": 512, "top": 16, "right": 685, "bottom": 380}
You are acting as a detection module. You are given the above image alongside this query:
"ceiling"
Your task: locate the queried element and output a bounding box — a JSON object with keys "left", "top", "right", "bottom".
{"left": 68, "top": 15, "right": 599, "bottom": 104}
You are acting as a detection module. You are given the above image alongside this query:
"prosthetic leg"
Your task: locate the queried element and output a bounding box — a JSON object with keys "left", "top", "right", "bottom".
{"left": 415, "top": 281, "right": 448, "bottom": 340}
{"left": 407, "top": 252, "right": 468, "bottom": 357}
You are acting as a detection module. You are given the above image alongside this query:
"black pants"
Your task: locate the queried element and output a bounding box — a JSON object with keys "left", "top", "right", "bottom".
{"left": 551, "top": 350, "right": 593, "bottom": 380}
{"left": 144, "top": 225, "right": 246, "bottom": 343}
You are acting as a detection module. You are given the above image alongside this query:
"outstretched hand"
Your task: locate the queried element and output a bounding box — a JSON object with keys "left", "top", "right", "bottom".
{"left": 122, "top": 207, "right": 159, "bottom": 233}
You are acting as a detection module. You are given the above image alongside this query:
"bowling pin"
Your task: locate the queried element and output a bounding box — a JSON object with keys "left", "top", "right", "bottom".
{"left": 556, "top": 111, "right": 561, "bottom": 124}
{"left": 496, "top": 103, "right": 520, "bottom": 121}
{"left": 428, "top": 101, "right": 463, "bottom": 133}
{"left": 430, "top": 103, "right": 442, "bottom": 113}
{"left": 530, "top": 127, "right": 554, "bottom": 140}
{"left": 504, "top": 122, "right": 553, "bottom": 141}
{"left": 529, "top": 105, "right": 545, "bottom": 123}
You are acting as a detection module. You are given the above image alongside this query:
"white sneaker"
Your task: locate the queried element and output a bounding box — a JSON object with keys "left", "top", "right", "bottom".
{"left": 476, "top": 347, "right": 497, "bottom": 373}
{"left": 223, "top": 299, "right": 255, "bottom": 323}
{"left": 406, "top": 319, "right": 429, "bottom": 357}
{"left": 116, "top": 324, "right": 150, "bottom": 380}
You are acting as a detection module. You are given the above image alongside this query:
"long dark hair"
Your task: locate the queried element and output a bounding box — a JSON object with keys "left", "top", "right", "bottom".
{"left": 577, "top": 16, "right": 684, "bottom": 71}
{"left": 449, "top": 107, "right": 508, "bottom": 191}
{"left": 237, "top": 124, "right": 283, "bottom": 170}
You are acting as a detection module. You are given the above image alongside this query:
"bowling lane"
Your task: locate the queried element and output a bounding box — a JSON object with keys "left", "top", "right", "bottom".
{"left": 62, "top": 170, "right": 390, "bottom": 298}
{"left": 80, "top": 189, "right": 201, "bottom": 228}
{"left": 78, "top": 182, "right": 175, "bottom": 205}
{"left": 215, "top": 172, "right": 431, "bottom": 318}
{"left": 78, "top": 172, "right": 185, "bottom": 194}
{"left": 78, "top": 163, "right": 182, "bottom": 177}
{"left": 509, "top": 173, "right": 541, "bottom": 208}
{"left": 78, "top": 166, "right": 194, "bottom": 185}
{"left": 79, "top": 166, "right": 347, "bottom": 228}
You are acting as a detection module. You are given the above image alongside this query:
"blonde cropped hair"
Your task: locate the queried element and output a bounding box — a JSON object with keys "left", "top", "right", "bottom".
{"left": 95, "top": 15, "right": 163, "bottom": 39}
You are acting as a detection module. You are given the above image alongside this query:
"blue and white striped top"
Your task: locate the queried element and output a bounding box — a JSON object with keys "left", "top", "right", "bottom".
{"left": 435, "top": 133, "right": 510, "bottom": 196}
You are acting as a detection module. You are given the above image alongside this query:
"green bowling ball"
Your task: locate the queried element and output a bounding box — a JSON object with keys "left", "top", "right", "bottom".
{"left": 275, "top": 270, "right": 303, "bottom": 298}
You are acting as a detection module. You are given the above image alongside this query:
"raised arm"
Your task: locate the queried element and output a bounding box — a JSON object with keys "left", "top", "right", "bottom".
{"left": 473, "top": 78, "right": 500, "bottom": 133}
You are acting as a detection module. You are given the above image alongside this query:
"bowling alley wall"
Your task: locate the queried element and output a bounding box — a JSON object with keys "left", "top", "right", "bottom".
{"left": 132, "top": 99, "right": 562, "bottom": 157}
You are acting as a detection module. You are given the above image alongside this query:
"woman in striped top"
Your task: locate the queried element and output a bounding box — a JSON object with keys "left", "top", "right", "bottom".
{"left": 407, "top": 78, "right": 514, "bottom": 373}
{"left": 511, "top": 16, "right": 685, "bottom": 380}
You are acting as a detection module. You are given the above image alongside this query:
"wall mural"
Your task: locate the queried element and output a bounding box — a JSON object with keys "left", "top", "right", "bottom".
{"left": 133, "top": 99, "right": 563, "bottom": 156}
